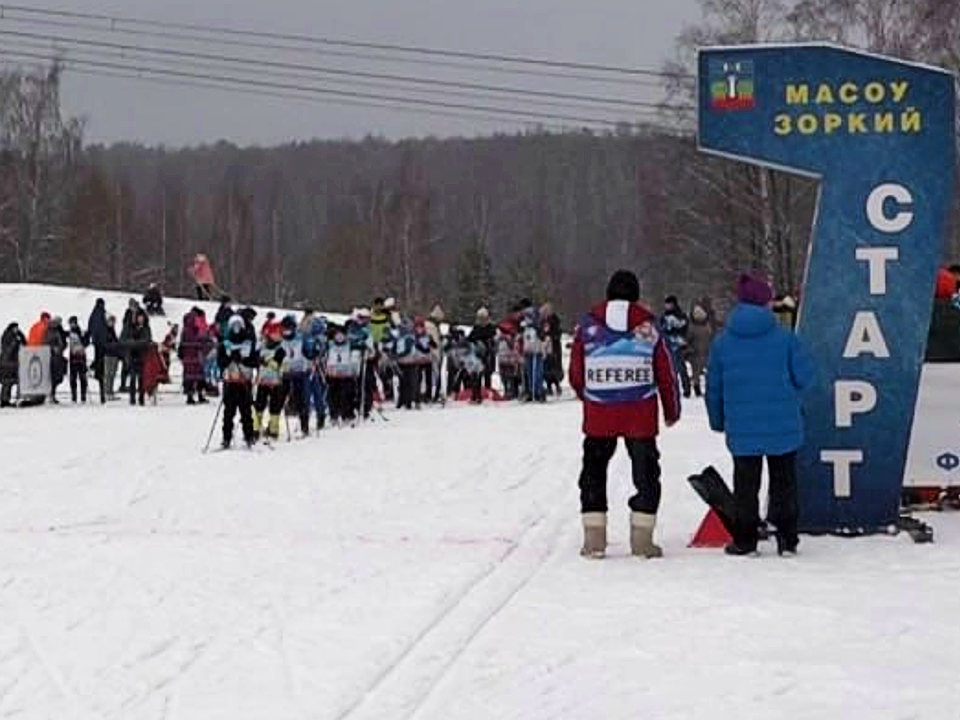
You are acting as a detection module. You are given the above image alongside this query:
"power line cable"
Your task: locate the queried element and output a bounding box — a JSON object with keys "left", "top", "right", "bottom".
{"left": 0, "top": 47, "right": 694, "bottom": 132}
{"left": 0, "top": 13, "right": 688, "bottom": 88}
{"left": 0, "top": 3, "right": 697, "bottom": 80}
{"left": 0, "top": 27, "right": 693, "bottom": 111}
{"left": 2, "top": 38, "right": 677, "bottom": 117}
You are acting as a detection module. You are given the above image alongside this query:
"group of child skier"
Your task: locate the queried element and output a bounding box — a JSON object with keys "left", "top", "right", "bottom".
{"left": 201, "top": 296, "right": 565, "bottom": 449}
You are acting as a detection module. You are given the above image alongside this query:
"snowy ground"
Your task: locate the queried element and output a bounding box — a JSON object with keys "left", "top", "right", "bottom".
{"left": 1, "top": 389, "right": 959, "bottom": 719}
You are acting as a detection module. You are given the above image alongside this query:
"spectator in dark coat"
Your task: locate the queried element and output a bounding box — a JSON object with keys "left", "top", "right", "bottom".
{"left": 468, "top": 307, "right": 496, "bottom": 390}
{"left": 44, "top": 316, "right": 67, "bottom": 403}
{"left": 101, "top": 315, "right": 120, "bottom": 401}
{"left": 214, "top": 296, "right": 234, "bottom": 331}
{"left": 706, "top": 273, "right": 815, "bottom": 557}
{"left": 88, "top": 298, "right": 110, "bottom": 403}
{"left": 119, "top": 299, "right": 140, "bottom": 392}
{"left": 688, "top": 302, "right": 714, "bottom": 397}
{"left": 143, "top": 283, "right": 164, "bottom": 315}
{"left": 66, "top": 316, "right": 90, "bottom": 403}
{"left": 1, "top": 322, "right": 26, "bottom": 407}
{"left": 541, "top": 302, "right": 564, "bottom": 396}
{"left": 179, "top": 309, "right": 209, "bottom": 404}
{"left": 126, "top": 309, "right": 153, "bottom": 406}
{"left": 569, "top": 270, "right": 681, "bottom": 560}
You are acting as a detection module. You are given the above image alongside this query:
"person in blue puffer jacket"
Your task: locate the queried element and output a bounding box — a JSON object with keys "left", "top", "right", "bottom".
{"left": 706, "top": 273, "right": 815, "bottom": 557}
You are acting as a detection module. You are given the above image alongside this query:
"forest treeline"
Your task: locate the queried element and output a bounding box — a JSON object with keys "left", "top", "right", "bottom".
{"left": 0, "top": 0, "right": 956, "bottom": 324}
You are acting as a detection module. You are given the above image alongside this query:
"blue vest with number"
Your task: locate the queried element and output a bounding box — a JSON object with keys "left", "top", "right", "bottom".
{"left": 580, "top": 314, "right": 656, "bottom": 404}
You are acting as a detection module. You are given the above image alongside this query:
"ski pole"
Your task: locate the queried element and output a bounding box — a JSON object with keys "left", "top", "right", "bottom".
{"left": 202, "top": 397, "right": 225, "bottom": 453}
{"left": 359, "top": 350, "right": 367, "bottom": 422}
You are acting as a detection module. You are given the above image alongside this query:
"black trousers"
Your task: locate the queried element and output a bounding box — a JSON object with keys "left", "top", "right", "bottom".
{"left": 398, "top": 365, "right": 422, "bottom": 409}
{"left": 69, "top": 361, "right": 88, "bottom": 402}
{"left": 465, "top": 371, "right": 482, "bottom": 402}
{"left": 128, "top": 365, "right": 145, "bottom": 405}
{"left": 0, "top": 380, "right": 14, "bottom": 406}
{"left": 93, "top": 345, "right": 106, "bottom": 403}
{"left": 732, "top": 453, "right": 799, "bottom": 549}
{"left": 327, "top": 377, "right": 356, "bottom": 421}
{"left": 223, "top": 382, "right": 254, "bottom": 444}
{"left": 254, "top": 384, "right": 284, "bottom": 416}
{"left": 578, "top": 437, "right": 662, "bottom": 514}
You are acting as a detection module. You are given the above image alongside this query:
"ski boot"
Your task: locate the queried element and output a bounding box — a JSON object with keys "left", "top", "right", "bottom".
{"left": 267, "top": 415, "right": 281, "bottom": 441}
{"left": 724, "top": 542, "right": 758, "bottom": 556}
{"left": 775, "top": 534, "right": 799, "bottom": 556}
{"left": 630, "top": 512, "right": 663, "bottom": 558}
{"left": 579, "top": 512, "right": 607, "bottom": 559}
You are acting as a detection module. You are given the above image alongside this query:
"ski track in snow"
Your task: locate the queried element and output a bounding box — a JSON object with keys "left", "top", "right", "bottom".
{"left": 335, "top": 463, "right": 577, "bottom": 720}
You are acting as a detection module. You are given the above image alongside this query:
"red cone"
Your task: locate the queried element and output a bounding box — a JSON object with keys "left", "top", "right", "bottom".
{"left": 688, "top": 509, "right": 733, "bottom": 548}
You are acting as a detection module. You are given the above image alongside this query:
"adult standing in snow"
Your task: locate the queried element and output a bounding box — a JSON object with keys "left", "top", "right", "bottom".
{"left": 688, "top": 302, "right": 714, "bottom": 397}
{"left": 101, "top": 315, "right": 120, "bottom": 401}
{"left": 424, "top": 305, "right": 445, "bottom": 403}
{"left": 88, "top": 298, "right": 110, "bottom": 403}
{"left": 706, "top": 273, "right": 815, "bottom": 556}
{"left": 126, "top": 309, "right": 153, "bottom": 406}
{"left": 45, "top": 317, "right": 67, "bottom": 404}
{"left": 66, "top": 316, "right": 90, "bottom": 403}
{"left": 180, "top": 309, "right": 209, "bottom": 405}
{"left": 570, "top": 270, "right": 681, "bottom": 559}
{"left": 541, "top": 302, "right": 564, "bottom": 396}
{"left": 119, "top": 299, "right": 140, "bottom": 392}
{"left": 1, "top": 322, "right": 26, "bottom": 407}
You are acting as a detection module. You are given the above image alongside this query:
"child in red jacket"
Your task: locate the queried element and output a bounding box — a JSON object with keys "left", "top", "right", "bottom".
{"left": 570, "top": 270, "right": 681, "bottom": 559}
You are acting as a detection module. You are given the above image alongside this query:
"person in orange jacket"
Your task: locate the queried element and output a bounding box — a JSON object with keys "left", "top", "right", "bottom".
{"left": 27, "top": 312, "right": 51, "bottom": 346}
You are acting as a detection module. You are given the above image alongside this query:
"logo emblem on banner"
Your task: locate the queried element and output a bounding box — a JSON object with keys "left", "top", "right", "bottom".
{"left": 18, "top": 346, "right": 51, "bottom": 397}
{"left": 710, "top": 60, "right": 756, "bottom": 111}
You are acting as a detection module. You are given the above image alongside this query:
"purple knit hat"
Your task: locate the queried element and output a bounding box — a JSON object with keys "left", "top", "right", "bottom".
{"left": 737, "top": 273, "right": 773, "bottom": 306}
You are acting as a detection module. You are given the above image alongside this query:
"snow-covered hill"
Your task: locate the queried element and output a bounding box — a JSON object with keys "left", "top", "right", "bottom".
{"left": 0, "top": 284, "right": 958, "bottom": 720}
{"left": 0, "top": 282, "right": 349, "bottom": 341}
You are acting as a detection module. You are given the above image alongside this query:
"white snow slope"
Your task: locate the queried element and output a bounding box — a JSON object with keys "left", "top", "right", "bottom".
{"left": 0, "top": 282, "right": 347, "bottom": 365}
{"left": 1, "top": 285, "right": 959, "bottom": 720}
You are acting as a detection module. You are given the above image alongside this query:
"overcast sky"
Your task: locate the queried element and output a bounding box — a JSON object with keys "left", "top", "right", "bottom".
{"left": 26, "top": 0, "right": 701, "bottom": 147}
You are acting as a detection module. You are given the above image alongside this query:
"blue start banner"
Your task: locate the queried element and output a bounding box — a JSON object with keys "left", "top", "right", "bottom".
{"left": 698, "top": 44, "right": 957, "bottom": 532}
